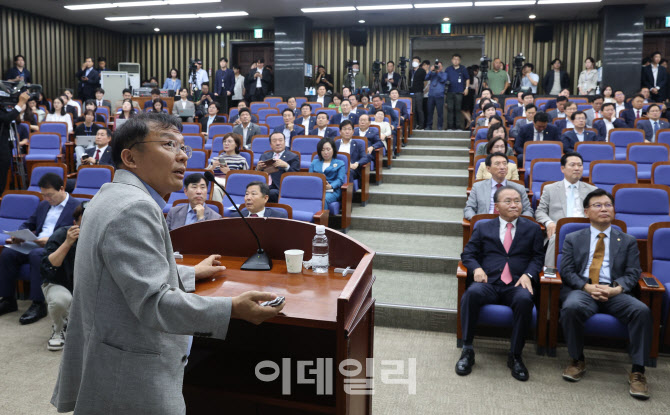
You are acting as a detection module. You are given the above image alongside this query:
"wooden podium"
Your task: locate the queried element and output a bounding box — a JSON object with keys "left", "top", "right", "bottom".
{"left": 170, "top": 218, "right": 375, "bottom": 415}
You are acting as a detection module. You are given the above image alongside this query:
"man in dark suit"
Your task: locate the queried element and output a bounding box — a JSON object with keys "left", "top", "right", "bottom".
{"left": 309, "top": 112, "right": 338, "bottom": 139}
{"left": 330, "top": 99, "right": 359, "bottom": 126}
{"left": 238, "top": 181, "right": 289, "bottom": 218}
{"left": 388, "top": 88, "right": 409, "bottom": 128}
{"left": 642, "top": 52, "right": 668, "bottom": 103}
{"left": 336, "top": 120, "right": 368, "bottom": 182}
{"left": 355, "top": 114, "right": 384, "bottom": 162}
{"left": 256, "top": 132, "right": 300, "bottom": 202}
{"left": 142, "top": 89, "right": 168, "bottom": 110}
{"left": 94, "top": 88, "right": 112, "bottom": 110}
{"left": 547, "top": 96, "right": 569, "bottom": 121}
{"left": 620, "top": 94, "right": 646, "bottom": 128}
{"left": 381, "top": 61, "right": 401, "bottom": 94}
{"left": 214, "top": 57, "right": 235, "bottom": 115}
{"left": 514, "top": 112, "right": 561, "bottom": 164}
{"left": 369, "top": 94, "right": 398, "bottom": 130}
{"left": 542, "top": 59, "right": 571, "bottom": 95}
{"left": 408, "top": 56, "right": 427, "bottom": 130}
{"left": 245, "top": 58, "right": 272, "bottom": 102}
{"left": 232, "top": 108, "right": 263, "bottom": 147}
{"left": 637, "top": 104, "right": 669, "bottom": 142}
{"left": 593, "top": 103, "right": 627, "bottom": 141}
{"left": 165, "top": 173, "right": 221, "bottom": 231}
{"left": 545, "top": 89, "right": 571, "bottom": 111}
{"left": 561, "top": 111, "right": 599, "bottom": 152}
{"left": 229, "top": 101, "right": 259, "bottom": 125}
{"left": 559, "top": 189, "right": 652, "bottom": 399}
{"left": 458, "top": 185, "right": 544, "bottom": 381}
{"left": 75, "top": 57, "right": 100, "bottom": 101}
{"left": 0, "top": 173, "right": 81, "bottom": 324}
{"left": 272, "top": 108, "right": 304, "bottom": 148}
{"left": 508, "top": 93, "right": 534, "bottom": 124}
{"left": 82, "top": 128, "right": 114, "bottom": 167}
{"left": 199, "top": 102, "right": 226, "bottom": 138}
{"left": 296, "top": 103, "right": 317, "bottom": 132}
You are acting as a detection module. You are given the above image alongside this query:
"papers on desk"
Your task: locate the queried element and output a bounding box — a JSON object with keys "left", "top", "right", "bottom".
{"left": 5, "top": 229, "right": 37, "bottom": 242}
{"left": 4, "top": 229, "right": 40, "bottom": 254}
{"left": 227, "top": 203, "right": 243, "bottom": 211}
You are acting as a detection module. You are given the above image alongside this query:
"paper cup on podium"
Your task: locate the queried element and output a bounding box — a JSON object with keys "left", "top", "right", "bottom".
{"left": 284, "top": 249, "right": 304, "bottom": 273}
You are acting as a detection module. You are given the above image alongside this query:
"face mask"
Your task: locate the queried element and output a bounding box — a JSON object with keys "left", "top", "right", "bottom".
{"left": 353, "top": 68, "right": 359, "bottom": 73}
{"left": 412, "top": 61, "right": 419, "bottom": 68}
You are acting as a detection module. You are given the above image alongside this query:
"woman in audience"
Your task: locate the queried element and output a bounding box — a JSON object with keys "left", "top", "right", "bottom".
{"left": 329, "top": 94, "right": 343, "bottom": 112}
{"left": 148, "top": 99, "right": 166, "bottom": 114}
{"left": 207, "top": 133, "right": 249, "bottom": 174}
{"left": 76, "top": 100, "right": 105, "bottom": 123}
{"left": 475, "top": 137, "right": 519, "bottom": 180}
{"left": 309, "top": 137, "right": 346, "bottom": 207}
{"left": 359, "top": 93, "right": 371, "bottom": 111}
{"left": 45, "top": 97, "right": 73, "bottom": 134}
{"left": 475, "top": 103, "right": 498, "bottom": 128}
{"left": 555, "top": 101, "right": 578, "bottom": 131}
{"left": 37, "top": 92, "right": 51, "bottom": 112}
{"left": 117, "top": 99, "right": 136, "bottom": 120}
{"left": 475, "top": 123, "right": 514, "bottom": 157}
{"left": 21, "top": 99, "right": 40, "bottom": 131}
{"left": 601, "top": 85, "right": 615, "bottom": 103}
{"left": 371, "top": 109, "right": 393, "bottom": 143}
{"left": 578, "top": 57, "right": 598, "bottom": 95}
{"left": 74, "top": 110, "right": 101, "bottom": 136}
{"left": 162, "top": 68, "right": 181, "bottom": 92}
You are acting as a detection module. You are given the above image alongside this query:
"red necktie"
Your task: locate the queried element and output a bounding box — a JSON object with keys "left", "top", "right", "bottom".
{"left": 95, "top": 149, "right": 100, "bottom": 161}
{"left": 636, "top": 110, "right": 641, "bottom": 119}
{"left": 493, "top": 183, "right": 502, "bottom": 214}
{"left": 501, "top": 222, "right": 513, "bottom": 284}
{"left": 250, "top": 213, "right": 258, "bottom": 217}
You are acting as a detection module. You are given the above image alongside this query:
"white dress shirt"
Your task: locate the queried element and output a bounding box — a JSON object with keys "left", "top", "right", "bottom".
{"left": 316, "top": 127, "right": 327, "bottom": 137}
{"left": 301, "top": 117, "right": 311, "bottom": 132}
{"left": 38, "top": 194, "right": 69, "bottom": 239}
{"left": 563, "top": 179, "right": 584, "bottom": 218}
{"left": 248, "top": 208, "right": 265, "bottom": 217}
{"left": 316, "top": 96, "right": 325, "bottom": 105}
{"left": 338, "top": 140, "right": 351, "bottom": 154}
{"left": 581, "top": 226, "right": 611, "bottom": 285}
{"left": 256, "top": 68, "right": 263, "bottom": 88}
{"left": 651, "top": 64, "right": 659, "bottom": 86}
{"left": 194, "top": 69, "right": 209, "bottom": 90}
{"left": 489, "top": 179, "right": 507, "bottom": 213}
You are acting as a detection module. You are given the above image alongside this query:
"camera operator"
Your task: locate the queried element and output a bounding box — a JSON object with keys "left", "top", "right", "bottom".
{"left": 315, "top": 65, "right": 334, "bottom": 93}
{"left": 342, "top": 62, "right": 367, "bottom": 92}
{"left": 520, "top": 63, "right": 539, "bottom": 93}
{"left": 409, "top": 56, "right": 427, "bottom": 130}
{"left": 425, "top": 60, "right": 447, "bottom": 130}
{"left": 0, "top": 91, "right": 30, "bottom": 193}
{"left": 383, "top": 61, "right": 401, "bottom": 94}
{"left": 189, "top": 59, "right": 209, "bottom": 93}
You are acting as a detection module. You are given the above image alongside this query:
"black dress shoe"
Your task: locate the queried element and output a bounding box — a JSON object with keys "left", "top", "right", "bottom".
{"left": 19, "top": 302, "right": 47, "bottom": 325}
{"left": 507, "top": 355, "right": 529, "bottom": 381}
{"left": 455, "top": 349, "right": 475, "bottom": 376}
{"left": 0, "top": 298, "right": 18, "bottom": 316}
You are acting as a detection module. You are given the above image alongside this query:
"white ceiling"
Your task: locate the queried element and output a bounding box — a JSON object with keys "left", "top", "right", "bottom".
{"left": 0, "top": 0, "right": 667, "bottom": 34}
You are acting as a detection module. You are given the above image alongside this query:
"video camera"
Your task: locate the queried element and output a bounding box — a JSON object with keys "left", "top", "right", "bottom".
{"left": 372, "top": 60, "right": 385, "bottom": 74}
{"left": 398, "top": 57, "right": 410, "bottom": 70}
{"left": 345, "top": 59, "right": 358, "bottom": 69}
{"left": 513, "top": 53, "right": 525, "bottom": 71}
{"left": 0, "top": 81, "right": 42, "bottom": 106}
{"left": 479, "top": 56, "right": 491, "bottom": 72}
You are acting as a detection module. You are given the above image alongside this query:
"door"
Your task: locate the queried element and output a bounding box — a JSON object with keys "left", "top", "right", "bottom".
{"left": 233, "top": 42, "right": 274, "bottom": 76}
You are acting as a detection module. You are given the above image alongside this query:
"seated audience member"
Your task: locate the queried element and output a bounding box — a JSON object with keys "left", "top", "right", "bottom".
{"left": 476, "top": 124, "right": 514, "bottom": 157}
{"left": 457, "top": 185, "right": 544, "bottom": 381}
{"left": 40, "top": 203, "right": 85, "bottom": 351}
{"left": 256, "top": 132, "right": 300, "bottom": 202}
{"left": 476, "top": 138, "right": 519, "bottom": 180}
{"left": 200, "top": 102, "right": 225, "bottom": 138}
{"left": 559, "top": 189, "right": 652, "bottom": 400}
{"left": 464, "top": 153, "right": 533, "bottom": 220}
{"left": 330, "top": 99, "right": 359, "bottom": 125}
{"left": 514, "top": 112, "right": 561, "bottom": 164}
{"left": 285, "top": 97, "right": 300, "bottom": 117}
{"left": 165, "top": 173, "right": 221, "bottom": 231}
{"left": 348, "top": 95, "right": 364, "bottom": 116}
{"left": 148, "top": 99, "right": 166, "bottom": 114}
{"left": 639, "top": 87, "right": 651, "bottom": 104}
{"left": 232, "top": 108, "right": 262, "bottom": 147}
{"left": 272, "top": 108, "right": 304, "bottom": 147}
{"left": 74, "top": 110, "right": 101, "bottom": 137}
{"left": 208, "top": 133, "right": 249, "bottom": 172}
{"left": 116, "top": 99, "right": 137, "bottom": 121}
{"left": 21, "top": 101, "right": 40, "bottom": 132}
{"left": 637, "top": 104, "right": 668, "bottom": 142}
{"left": 172, "top": 87, "right": 196, "bottom": 122}
{"left": 309, "top": 137, "right": 347, "bottom": 207}
{"left": 45, "top": 97, "right": 73, "bottom": 134}
{"left": 59, "top": 94, "right": 79, "bottom": 121}
{"left": 76, "top": 100, "right": 105, "bottom": 123}
{"left": 510, "top": 104, "right": 536, "bottom": 139}
{"left": 238, "top": 181, "right": 288, "bottom": 218}
{"left": 478, "top": 88, "right": 500, "bottom": 107}
{"left": 505, "top": 91, "right": 525, "bottom": 121}
{"left": 547, "top": 96, "right": 569, "bottom": 121}
{"left": 369, "top": 94, "right": 398, "bottom": 130}
{"left": 359, "top": 93, "right": 372, "bottom": 112}
{"left": 545, "top": 88, "right": 570, "bottom": 111}
{"left": 372, "top": 109, "right": 394, "bottom": 156}
{"left": 336, "top": 120, "right": 368, "bottom": 182}
{"left": 63, "top": 89, "right": 81, "bottom": 117}
{"left": 620, "top": 94, "right": 646, "bottom": 128}
{"left": 561, "top": 111, "right": 597, "bottom": 152}
{"left": 309, "top": 112, "right": 338, "bottom": 139}
{"left": 474, "top": 103, "right": 498, "bottom": 130}
{"left": 355, "top": 114, "right": 384, "bottom": 159}
{"left": 554, "top": 101, "right": 578, "bottom": 131}
{"left": 613, "top": 90, "right": 631, "bottom": 117}
{"left": 114, "top": 89, "right": 138, "bottom": 113}
{"left": 195, "top": 83, "right": 214, "bottom": 118}
{"left": 94, "top": 88, "right": 111, "bottom": 110}
{"left": 25, "top": 98, "right": 46, "bottom": 124}
{"left": 328, "top": 94, "right": 342, "bottom": 111}
{"left": 584, "top": 95, "right": 604, "bottom": 127}
{"left": 296, "top": 103, "right": 317, "bottom": 132}
{"left": 593, "top": 102, "right": 626, "bottom": 141}
{"left": 341, "top": 86, "right": 352, "bottom": 101}
{"left": 388, "top": 88, "right": 409, "bottom": 126}
{"left": 314, "top": 85, "right": 332, "bottom": 107}
{"left": 143, "top": 89, "right": 167, "bottom": 110}
{"left": 508, "top": 93, "right": 534, "bottom": 123}
{"left": 601, "top": 85, "right": 615, "bottom": 103}
{"left": 163, "top": 68, "right": 182, "bottom": 92}
{"left": 79, "top": 128, "right": 113, "bottom": 168}
{"left": 535, "top": 152, "right": 596, "bottom": 267}
{"left": 0, "top": 173, "right": 80, "bottom": 324}
{"left": 230, "top": 101, "right": 259, "bottom": 125}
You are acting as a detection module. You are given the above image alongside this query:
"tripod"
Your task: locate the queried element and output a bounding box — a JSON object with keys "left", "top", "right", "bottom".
{"left": 510, "top": 66, "right": 523, "bottom": 94}
{"left": 477, "top": 69, "right": 488, "bottom": 97}
{"left": 398, "top": 67, "right": 408, "bottom": 93}
{"left": 371, "top": 71, "right": 381, "bottom": 94}
{"left": 7, "top": 122, "right": 27, "bottom": 190}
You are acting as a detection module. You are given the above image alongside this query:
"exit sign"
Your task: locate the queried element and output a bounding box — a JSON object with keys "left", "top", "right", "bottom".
{"left": 254, "top": 29, "right": 263, "bottom": 39}
{"left": 441, "top": 23, "right": 451, "bottom": 34}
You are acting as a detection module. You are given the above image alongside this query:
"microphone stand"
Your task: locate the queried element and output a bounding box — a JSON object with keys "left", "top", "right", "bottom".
{"left": 203, "top": 171, "right": 272, "bottom": 270}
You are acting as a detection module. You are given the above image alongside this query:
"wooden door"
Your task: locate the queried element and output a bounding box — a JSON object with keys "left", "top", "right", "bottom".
{"left": 234, "top": 43, "right": 274, "bottom": 76}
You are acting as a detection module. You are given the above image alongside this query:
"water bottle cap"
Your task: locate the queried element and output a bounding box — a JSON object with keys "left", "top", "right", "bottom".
{"left": 316, "top": 225, "right": 326, "bottom": 234}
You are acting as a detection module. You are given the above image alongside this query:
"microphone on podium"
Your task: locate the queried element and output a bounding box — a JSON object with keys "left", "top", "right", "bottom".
{"left": 203, "top": 170, "right": 272, "bottom": 271}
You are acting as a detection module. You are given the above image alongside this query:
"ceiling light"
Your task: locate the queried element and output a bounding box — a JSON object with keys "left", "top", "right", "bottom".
{"left": 301, "top": 6, "right": 357, "bottom": 13}
{"left": 529, "top": 14, "right": 536, "bottom": 19}
{"left": 106, "top": 15, "right": 152, "bottom": 21}
{"left": 167, "top": 0, "right": 220, "bottom": 3}
{"left": 216, "top": 25, "right": 222, "bottom": 29}
{"left": 356, "top": 4, "right": 413, "bottom": 10}
{"left": 65, "top": 0, "right": 220, "bottom": 11}
{"left": 358, "top": 20, "right": 366, "bottom": 23}
{"left": 537, "top": 0, "right": 600, "bottom": 3}
{"left": 154, "top": 27, "right": 160, "bottom": 32}
{"left": 414, "top": 2, "right": 473, "bottom": 7}
{"left": 65, "top": 3, "right": 115, "bottom": 10}
{"left": 475, "top": 0, "right": 536, "bottom": 5}
{"left": 443, "top": 17, "right": 450, "bottom": 21}
{"left": 116, "top": 1, "right": 164, "bottom": 7}
{"left": 198, "top": 11, "right": 249, "bottom": 17}
{"left": 152, "top": 14, "right": 198, "bottom": 19}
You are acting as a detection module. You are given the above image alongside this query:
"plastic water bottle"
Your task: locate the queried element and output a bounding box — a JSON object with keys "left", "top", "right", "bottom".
{"left": 311, "top": 225, "right": 329, "bottom": 273}
{"left": 305, "top": 86, "right": 310, "bottom": 95}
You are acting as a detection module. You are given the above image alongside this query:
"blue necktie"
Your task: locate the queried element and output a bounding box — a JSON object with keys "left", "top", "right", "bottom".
{"left": 653, "top": 121, "right": 659, "bottom": 141}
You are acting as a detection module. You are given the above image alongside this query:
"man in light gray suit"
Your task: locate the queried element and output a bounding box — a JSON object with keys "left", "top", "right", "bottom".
{"left": 535, "top": 152, "right": 597, "bottom": 267}
{"left": 583, "top": 95, "right": 603, "bottom": 128}
{"left": 232, "top": 108, "right": 262, "bottom": 147}
{"left": 559, "top": 188, "right": 652, "bottom": 399}
{"left": 510, "top": 105, "right": 536, "bottom": 139}
{"left": 464, "top": 153, "right": 533, "bottom": 220}
{"left": 51, "top": 113, "right": 284, "bottom": 414}
{"left": 166, "top": 173, "right": 221, "bottom": 231}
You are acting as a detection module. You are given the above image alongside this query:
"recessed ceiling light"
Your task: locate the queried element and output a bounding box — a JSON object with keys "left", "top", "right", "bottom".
{"left": 301, "top": 6, "right": 356, "bottom": 13}
{"left": 65, "top": 0, "right": 220, "bottom": 10}
{"left": 154, "top": 27, "right": 160, "bottom": 32}
{"left": 356, "top": 4, "right": 413, "bottom": 10}
{"left": 493, "top": 15, "right": 504, "bottom": 19}
{"left": 443, "top": 17, "right": 450, "bottom": 21}
{"left": 414, "top": 2, "right": 473, "bottom": 7}
{"left": 529, "top": 14, "right": 536, "bottom": 19}
{"left": 216, "top": 25, "right": 222, "bottom": 29}
{"left": 358, "top": 20, "right": 366, "bottom": 23}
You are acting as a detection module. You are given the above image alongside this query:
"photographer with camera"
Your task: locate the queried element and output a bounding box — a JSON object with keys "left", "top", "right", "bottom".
{"left": 520, "top": 63, "right": 539, "bottom": 93}
{"left": 343, "top": 61, "right": 367, "bottom": 92}
{"left": 189, "top": 58, "right": 209, "bottom": 94}
{"left": 383, "top": 61, "right": 401, "bottom": 94}
{"left": 0, "top": 91, "right": 30, "bottom": 193}
{"left": 409, "top": 56, "right": 427, "bottom": 130}
{"left": 425, "top": 60, "right": 447, "bottom": 130}
{"left": 315, "top": 65, "right": 334, "bottom": 93}
{"left": 445, "top": 54, "right": 470, "bottom": 130}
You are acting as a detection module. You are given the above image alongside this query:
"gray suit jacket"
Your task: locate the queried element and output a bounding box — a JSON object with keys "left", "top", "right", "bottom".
{"left": 583, "top": 108, "right": 601, "bottom": 128}
{"left": 233, "top": 122, "right": 263, "bottom": 146}
{"left": 165, "top": 203, "right": 222, "bottom": 231}
{"left": 172, "top": 100, "right": 196, "bottom": 117}
{"left": 560, "top": 226, "right": 641, "bottom": 295}
{"left": 52, "top": 170, "right": 232, "bottom": 414}
{"left": 535, "top": 180, "right": 597, "bottom": 226}
{"left": 464, "top": 179, "right": 533, "bottom": 220}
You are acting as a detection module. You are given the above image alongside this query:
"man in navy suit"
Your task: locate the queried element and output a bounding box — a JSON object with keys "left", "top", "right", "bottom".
{"left": 620, "top": 94, "right": 646, "bottom": 128}
{"left": 142, "top": 89, "right": 168, "bottom": 110}
{"left": 561, "top": 111, "right": 598, "bottom": 152}
{"left": 457, "top": 185, "right": 544, "bottom": 381}
{"left": 256, "top": 132, "right": 301, "bottom": 202}
{"left": 593, "top": 103, "right": 627, "bottom": 141}
{"left": 0, "top": 173, "right": 81, "bottom": 324}
{"left": 355, "top": 114, "right": 384, "bottom": 162}
{"left": 309, "top": 112, "right": 338, "bottom": 139}
{"left": 81, "top": 128, "right": 114, "bottom": 167}
{"left": 642, "top": 52, "right": 668, "bottom": 102}
{"left": 75, "top": 57, "right": 100, "bottom": 101}
{"left": 369, "top": 94, "right": 398, "bottom": 130}
{"left": 272, "top": 108, "right": 305, "bottom": 148}
{"left": 545, "top": 88, "right": 571, "bottom": 111}
{"left": 336, "top": 120, "right": 368, "bottom": 182}
{"left": 330, "top": 99, "right": 359, "bottom": 126}
{"left": 295, "top": 103, "right": 316, "bottom": 132}
{"left": 214, "top": 57, "right": 235, "bottom": 115}
{"left": 514, "top": 112, "right": 561, "bottom": 164}
{"left": 388, "top": 88, "right": 409, "bottom": 127}
{"left": 508, "top": 93, "right": 534, "bottom": 124}
{"left": 238, "top": 181, "right": 289, "bottom": 218}
{"left": 637, "top": 104, "right": 669, "bottom": 142}
{"left": 381, "top": 61, "right": 401, "bottom": 94}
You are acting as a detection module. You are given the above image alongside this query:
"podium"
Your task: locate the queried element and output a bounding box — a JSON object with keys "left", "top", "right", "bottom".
{"left": 170, "top": 218, "right": 376, "bottom": 415}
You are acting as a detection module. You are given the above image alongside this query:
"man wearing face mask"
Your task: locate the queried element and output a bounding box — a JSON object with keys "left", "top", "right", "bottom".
{"left": 409, "top": 56, "right": 426, "bottom": 130}
{"left": 342, "top": 62, "right": 368, "bottom": 93}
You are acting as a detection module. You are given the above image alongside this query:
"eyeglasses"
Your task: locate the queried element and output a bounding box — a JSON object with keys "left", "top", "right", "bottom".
{"left": 128, "top": 140, "right": 192, "bottom": 159}
{"left": 588, "top": 203, "right": 613, "bottom": 209}
{"left": 499, "top": 199, "right": 522, "bottom": 206}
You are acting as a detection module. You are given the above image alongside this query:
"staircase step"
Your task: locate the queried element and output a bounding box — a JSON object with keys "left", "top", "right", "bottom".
{"left": 383, "top": 170, "right": 467, "bottom": 186}
{"left": 374, "top": 252, "right": 460, "bottom": 273}
{"left": 407, "top": 137, "right": 471, "bottom": 147}
{"left": 401, "top": 146, "right": 469, "bottom": 157}
{"left": 367, "top": 183, "right": 465, "bottom": 207}
{"left": 348, "top": 229, "right": 462, "bottom": 257}
{"left": 373, "top": 270, "right": 458, "bottom": 309}
{"left": 351, "top": 204, "right": 463, "bottom": 221}
{"left": 410, "top": 130, "right": 470, "bottom": 138}
{"left": 351, "top": 216, "right": 461, "bottom": 235}
{"left": 375, "top": 304, "right": 457, "bottom": 332}
{"left": 392, "top": 157, "right": 469, "bottom": 170}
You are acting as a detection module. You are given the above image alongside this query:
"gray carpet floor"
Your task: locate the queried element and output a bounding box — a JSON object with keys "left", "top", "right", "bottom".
{"left": 2, "top": 300, "right": 669, "bottom": 414}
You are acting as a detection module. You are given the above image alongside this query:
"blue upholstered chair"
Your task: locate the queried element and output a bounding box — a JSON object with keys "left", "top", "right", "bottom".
{"left": 522, "top": 141, "right": 563, "bottom": 186}
{"left": 251, "top": 137, "right": 271, "bottom": 165}
{"left": 589, "top": 160, "right": 637, "bottom": 193}
{"left": 205, "top": 124, "right": 233, "bottom": 150}
{"left": 228, "top": 108, "right": 239, "bottom": 122}
{"left": 647, "top": 222, "right": 670, "bottom": 348}
{"left": 613, "top": 184, "right": 670, "bottom": 240}
{"left": 574, "top": 141, "right": 615, "bottom": 179}
{"left": 183, "top": 134, "right": 204, "bottom": 150}
{"left": 657, "top": 129, "right": 670, "bottom": 146}
{"left": 249, "top": 102, "right": 269, "bottom": 114}
{"left": 39, "top": 122, "right": 68, "bottom": 146}
{"left": 257, "top": 108, "right": 278, "bottom": 122}
{"left": 0, "top": 191, "right": 42, "bottom": 241}
{"left": 651, "top": 161, "right": 670, "bottom": 187}
{"left": 264, "top": 115, "right": 285, "bottom": 130}
{"left": 25, "top": 134, "right": 62, "bottom": 162}
{"left": 187, "top": 150, "right": 207, "bottom": 169}
{"left": 291, "top": 137, "right": 321, "bottom": 170}
{"left": 27, "top": 163, "right": 67, "bottom": 193}
{"left": 529, "top": 158, "right": 563, "bottom": 207}
{"left": 181, "top": 122, "right": 201, "bottom": 135}
{"left": 264, "top": 97, "right": 283, "bottom": 108}
{"left": 278, "top": 172, "right": 328, "bottom": 224}
{"left": 221, "top": 170, "right": 269, "bottom": 217}
{"left": 316, "top": 108, "right": 337, "bottom": 120}
{"left": 608, "top": 128, "right": 644, "bottom": 160}
{"left": 72, "top": 165, "right": 114, "bottom": 196}
{"left": 626, "top": 143, "right": 670, "bottom": 181}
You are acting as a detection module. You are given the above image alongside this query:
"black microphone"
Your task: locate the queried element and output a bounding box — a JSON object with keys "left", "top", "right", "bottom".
{"left": 204, "top": 170, "right": 272, "bottom": 271}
